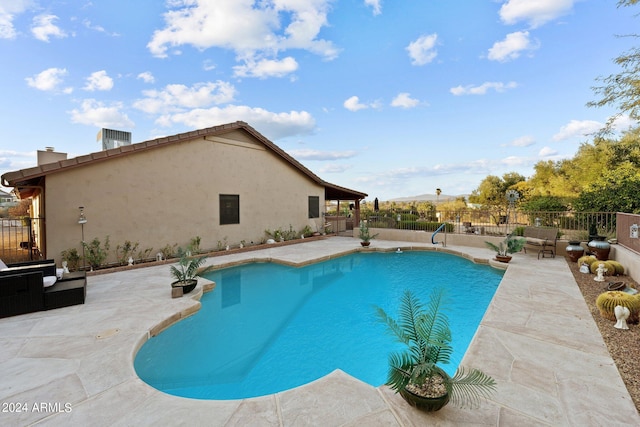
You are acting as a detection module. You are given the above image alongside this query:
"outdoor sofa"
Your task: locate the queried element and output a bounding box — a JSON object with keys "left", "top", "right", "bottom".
{"left": 0, "top": 259, "right": 86, "bottom": 318}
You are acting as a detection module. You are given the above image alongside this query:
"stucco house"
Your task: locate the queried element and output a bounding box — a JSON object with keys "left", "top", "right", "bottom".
{"left": 1, "top": 121, "right": 366, "bottom": 265}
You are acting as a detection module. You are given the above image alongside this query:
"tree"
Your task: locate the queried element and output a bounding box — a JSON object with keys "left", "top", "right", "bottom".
{"left": 574, "top": 163, "right": 640, "bottom": 213}
{"left": 469, "top": 173, "right": 526, "bottom": 208}
{"left": 587, "top": 0, "right": 640, "bottom": 132}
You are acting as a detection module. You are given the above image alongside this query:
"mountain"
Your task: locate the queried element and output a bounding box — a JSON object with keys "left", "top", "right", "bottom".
{"left": 388, "top": 193, "right": 467, "bottom": 203}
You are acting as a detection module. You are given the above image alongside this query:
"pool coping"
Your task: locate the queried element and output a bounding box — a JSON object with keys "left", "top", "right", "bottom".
{"left": 1, "top": 236, "right": 638, "bottom": 426}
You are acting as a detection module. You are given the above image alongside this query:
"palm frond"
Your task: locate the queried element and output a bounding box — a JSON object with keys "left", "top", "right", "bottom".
{"left": 386, "top": 351, "right": 415, "bottom": 391}
{"left": 375, "top": 306, "right": 410, "bottom": 345}
{"left": 448, "top": 367, "right": 497, "bottom": 409}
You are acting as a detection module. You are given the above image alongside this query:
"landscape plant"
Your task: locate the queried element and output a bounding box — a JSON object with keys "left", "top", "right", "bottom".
{"left": 484, "top": 234, "right": 525, "bottom": 257}
{"left": 375, "top": 289, "right": 496, "bottom": 410}
{"left": 83, "top": 236, "right": 110, "bottom": 270}
{"left": 60, "top": 248, "right": 80, "bottom": 272}
{"left": 115, "top": 240, "right": 139, "bottom": 265}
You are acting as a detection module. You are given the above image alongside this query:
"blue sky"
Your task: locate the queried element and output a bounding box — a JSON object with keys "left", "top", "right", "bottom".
{"left": 0, "top": 0, "right": 637, "bottom": 201}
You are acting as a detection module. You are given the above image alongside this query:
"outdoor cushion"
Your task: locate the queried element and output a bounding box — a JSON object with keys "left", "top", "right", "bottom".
{"left": 0, "top": 259, "right": 7, "bottom": 270}
{"left": 43, "top": 276, "right": 57, "bottom": 288}
{"left": 525, "top": 237, "right": 547, "bottom": 246}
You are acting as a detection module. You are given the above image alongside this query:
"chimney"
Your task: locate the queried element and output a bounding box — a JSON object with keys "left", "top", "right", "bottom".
{"left": 37, "top": 147, "right": 67, "bottom": 166}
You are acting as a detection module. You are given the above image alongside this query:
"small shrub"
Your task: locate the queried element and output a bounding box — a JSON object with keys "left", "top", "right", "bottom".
{"left": 160, "top": 243, "right": 178, "bottom": 260}
{"left": 116, "top": 240, "right": 139, "bottom": 265}
{"left": 61, "top": 248, "right": 80, "bottom": 272}
{"left": 83, "top": 236, "right": 110, "bottom": 270}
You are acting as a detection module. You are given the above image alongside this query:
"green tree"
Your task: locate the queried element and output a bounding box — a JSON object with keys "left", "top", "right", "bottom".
{"left": 574, "top": 163, "right": 640, "bottom": 213}
{"left": 469, "top": 173, "right": 526, "bottom": 208}
{"left": 587, "top": 0, "right": 640, "bottom": 131}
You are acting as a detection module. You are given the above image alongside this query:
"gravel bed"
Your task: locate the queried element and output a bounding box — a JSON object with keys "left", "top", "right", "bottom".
{"left": 567, "top": 258, "right": 640, "bottom": 411}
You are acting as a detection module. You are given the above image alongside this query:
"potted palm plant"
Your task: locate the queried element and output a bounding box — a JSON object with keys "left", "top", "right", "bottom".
{"left": 375, "top": 289, "right": 496, "bottom": 411}
{"left": 169, "top": 248, "right": 213, "bottom": 294}
{"left": 359, "top": 221, "right": 378, "bottom": 247}
{"left": 485, "top": 234, "right": 525, "bottom": 263}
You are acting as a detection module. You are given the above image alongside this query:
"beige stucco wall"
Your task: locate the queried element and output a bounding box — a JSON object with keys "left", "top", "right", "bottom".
{"left": 44, "top": 130, "right": 325, "bottom": 265}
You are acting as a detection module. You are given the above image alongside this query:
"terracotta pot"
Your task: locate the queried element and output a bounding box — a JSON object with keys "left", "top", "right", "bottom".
{"left": 588, "top": 238, "right": 610, "bottom": 261}
{"left": 495, "top": 255, "right": 512, "bottom": 263}
{"left": 171, "top": 279, "right": 197, "bottom": 294}
{"left": 565, "top": 241, "right": 584, "bottom": 262}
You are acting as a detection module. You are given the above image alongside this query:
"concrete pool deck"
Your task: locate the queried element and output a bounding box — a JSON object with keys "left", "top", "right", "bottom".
{"left": 1, "top": 236, "right": 638, "bottom": 426}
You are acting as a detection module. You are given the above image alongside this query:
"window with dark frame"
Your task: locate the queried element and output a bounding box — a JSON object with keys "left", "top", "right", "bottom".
{"left": 308, "top": 196, "right": 320, "bottom": 218}
{"left": 220, "top": 194, "right": 240, "bottom": 225}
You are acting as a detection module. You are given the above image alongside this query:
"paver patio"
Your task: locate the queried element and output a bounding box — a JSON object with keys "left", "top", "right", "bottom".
{"left": 1, "top": 237, "right": 638, "bottom": 426}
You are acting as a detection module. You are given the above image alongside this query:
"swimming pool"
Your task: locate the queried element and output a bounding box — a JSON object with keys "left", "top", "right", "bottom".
{"left": 134, "top": 251, "right": 503, "bottom": 400}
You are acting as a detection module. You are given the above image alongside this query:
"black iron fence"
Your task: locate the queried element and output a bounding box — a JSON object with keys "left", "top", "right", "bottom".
{"left": 362, "top": 210, "right": 617, "bottom": 241}
{"left": 0, "top": 217, "right": 44, "bottom": 263}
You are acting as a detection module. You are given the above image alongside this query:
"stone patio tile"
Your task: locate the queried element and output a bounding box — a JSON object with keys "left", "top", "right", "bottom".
{"left": 278, "top": 370, "right": 388, "bottom": 426}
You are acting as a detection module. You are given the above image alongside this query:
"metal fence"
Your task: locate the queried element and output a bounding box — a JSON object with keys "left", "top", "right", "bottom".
{"left": 362, "top": 210, "right": 617, "bottom": 241}
{"left": 0, "top": 217, "right": 44, "bottom": 263}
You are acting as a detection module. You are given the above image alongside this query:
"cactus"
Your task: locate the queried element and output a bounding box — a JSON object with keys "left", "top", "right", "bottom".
{"left": 590, "top": 260, "right": 616, "bottom": 276}
{"left": 595, "top": 291, "right": 640, "bottom": 323}
{"left": 606, "top": 260, "right": 625, "bottom": 275}
{"left": 577, "top": 255, "right": 597, "bottom": 267}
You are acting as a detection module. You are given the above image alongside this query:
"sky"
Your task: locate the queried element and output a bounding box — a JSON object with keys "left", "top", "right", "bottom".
{"left": 0, "top": 0, "right": 638, "bottom": 201}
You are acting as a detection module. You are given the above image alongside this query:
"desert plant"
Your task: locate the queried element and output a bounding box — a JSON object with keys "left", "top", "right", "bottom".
{"left": 169, "top": 248, "right": 213, "bottom": 284}
{"left": 60, "top": 248, "right": 80, "bottom": 272}
{"left": 596, "top": 291, "right": 640, "bottom": 323}
{"left": 116, "top": 240, "right": 139, "bottom": 265}
{"left": 135, "top": 247, "right": 154, "bottom": 262}
{"left": 607, "top": 260, "right": 625, "bottom": 275}
{"left": 188, "top": 236, "right": 201, "bottom": 254}
{"left": 589, "top": 261, "right": 616, "bottom": 276}
{"left": 484, "top": 234, "right": 525, "bottom": 257}
{"left": 359, "top": 221, "right": 378, "bottom": 243}
{"left": 375, "top": 289, "right": 496, "bottom": 410}
{"left": 160, "top": 243, "right": 178, "bottom": 260}
{"left": 83, "top": 236, "right": 110, "bottom": 270}
{"left": 577, "top": 255, "right": 598, "bottom": 267}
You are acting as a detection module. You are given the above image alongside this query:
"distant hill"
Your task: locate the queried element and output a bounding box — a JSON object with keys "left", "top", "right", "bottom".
{"left": 388, "top": 193, "right": 467, "bottom": 203}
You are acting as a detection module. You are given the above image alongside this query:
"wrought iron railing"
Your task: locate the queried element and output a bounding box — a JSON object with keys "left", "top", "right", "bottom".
{"left": 362, "top": 210, "right": 617, "bottom": 241}
{"left": 0, "top": 217, "right": 44, "bottom": 263}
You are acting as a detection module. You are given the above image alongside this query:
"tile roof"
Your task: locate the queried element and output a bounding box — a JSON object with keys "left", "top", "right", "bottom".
{"left": 2, "top": 121, "right": 367, "bottom": 200}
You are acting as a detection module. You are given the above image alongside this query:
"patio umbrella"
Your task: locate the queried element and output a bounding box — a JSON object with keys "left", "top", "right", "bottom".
{"left": 374, "top": 198, "right": 379, "bottom": 212}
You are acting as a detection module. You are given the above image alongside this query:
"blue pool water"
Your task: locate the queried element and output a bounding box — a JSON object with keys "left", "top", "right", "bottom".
{"left": 134, "top": 251, "right": 503, "bottom": 400}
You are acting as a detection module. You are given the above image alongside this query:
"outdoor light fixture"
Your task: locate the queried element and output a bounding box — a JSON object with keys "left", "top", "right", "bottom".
{"left": 78, "top": 206, "right": 87, "bottom": 271}
{"left": 78, "top": 207, "right": 87, "bottom": 224}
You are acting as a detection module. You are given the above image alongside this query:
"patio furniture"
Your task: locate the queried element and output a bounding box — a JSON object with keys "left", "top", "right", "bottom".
{"left": 522, "top": 226, "right": 558, "bottom": 259}
{"left": 0, "top": 259, "right": 86, "bottom": 318}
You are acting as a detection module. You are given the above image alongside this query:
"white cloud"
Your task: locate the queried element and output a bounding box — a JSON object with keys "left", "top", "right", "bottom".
{"left": 69, "top": 99, "right": 134, "bottom": 128}
{"left": 509, "top": 135, "right": 535, "bottom": 147}
{"left": 147, "top": 0, "right": 339, "bottom": 76}
{"left": 83, "top": 70, "right": 114, "bottom": 91}
{"left": 25, "top": 67, "right": 72, "bottom": 92}
{"left": 133, "top": 81, "right": 236, "bottom": 114}
{"left": 344, "top": 96, "right": 368, "bottom": 112}
{"left": 552, "top": 119, "right": 602, "bottom": 141}
{"left": 31, "top": 14, "right": 67, "bottom": 42}
{"left": 364, "top": 0, "right": 382, "bottom": 16}
{"left": 320, "top": 163, "right": 351, "bottom": 173}
{"left": 538, "top": 146, "right": 558, "bottom": 157}
{"left": 487, "top": 31, "right": 538, "bottom": 62}
{"left": 406, "top": 34, "right": 438, "bottom": 66}
{"left": 288, "top": 149, "right": 357, "bottom": 160}
{"left": 233, "top": 56, "right": 298, "bottom": 79}
{"left": 155, "top": 105, "right": 316, "bottom": 140}
{"left": 499, "top": 0, "right": 575, "bottom": 28}
{"left": 0, "top": 0, "right": 34, "bottom": 39}
{"left": 450, "top": 81, "right": 517, "bottom": 96}
{"left": 137, "top": 72, "right": 155, "bottom": 84}
{"left": 391, "top": 92, "right": 419, "bottom": 109}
